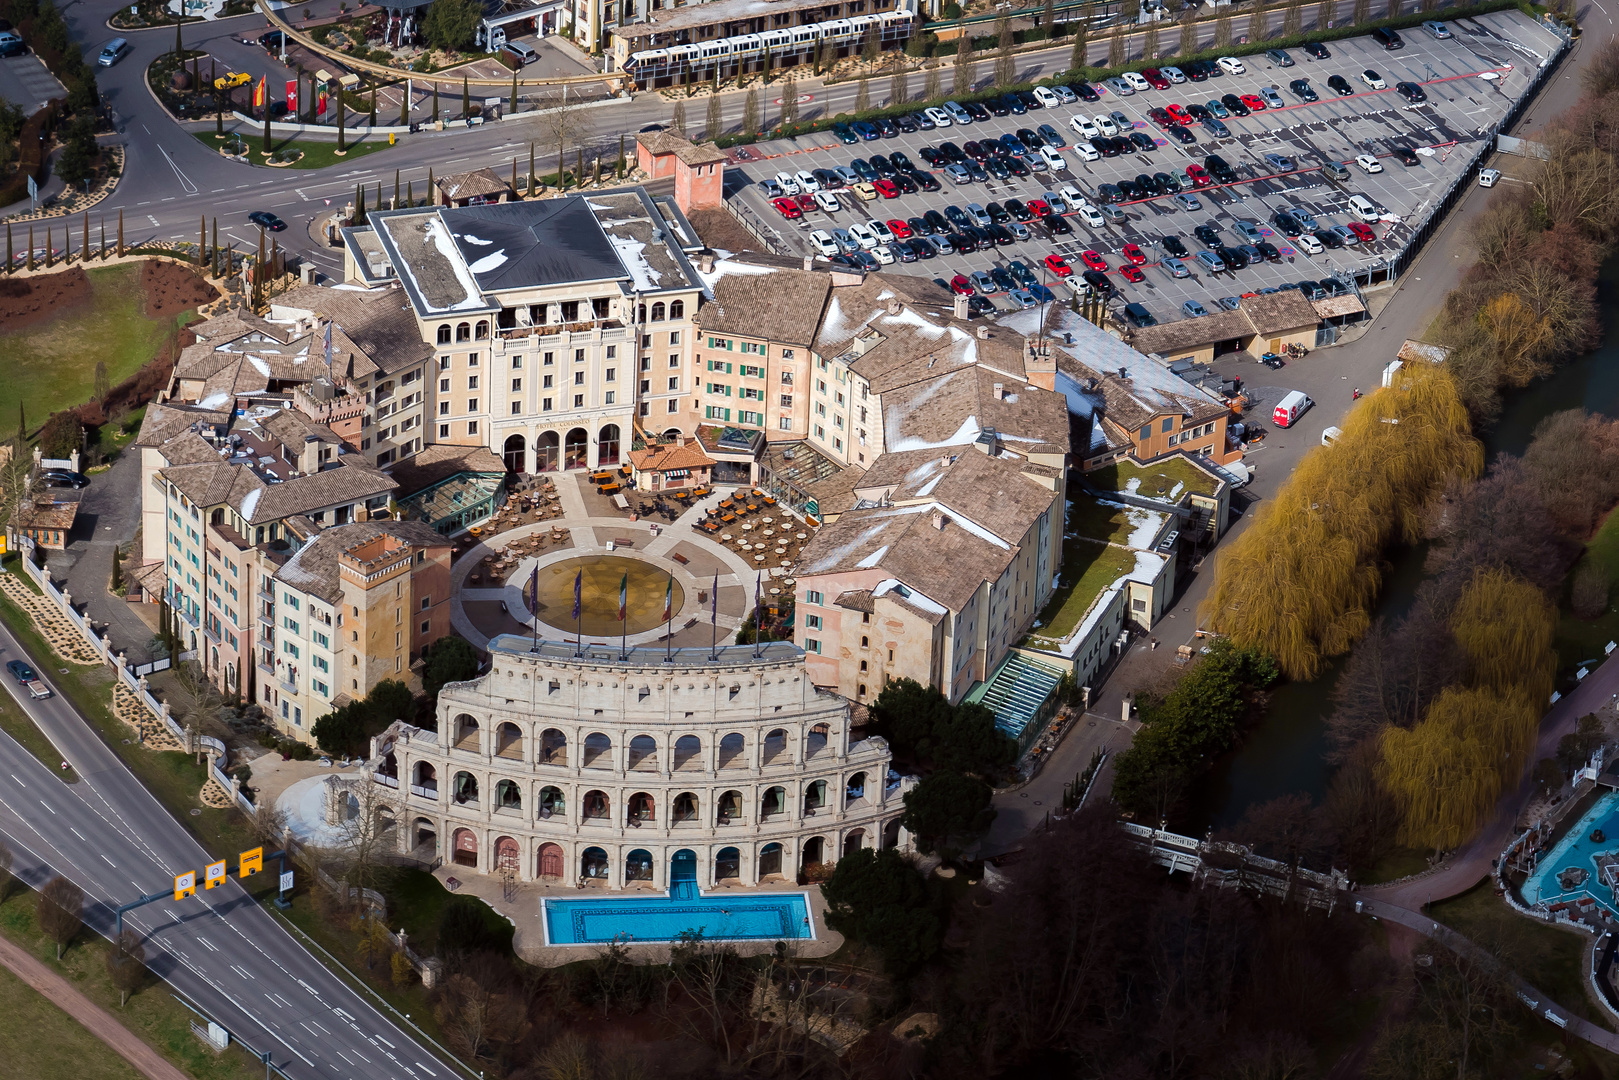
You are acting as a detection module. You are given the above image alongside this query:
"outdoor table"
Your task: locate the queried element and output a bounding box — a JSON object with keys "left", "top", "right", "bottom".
{"left": 796, "top": 532, "right": 807, "bottom": 540}
{"left": 754, "top": 555, "right": 766, "bottom": 563}
{"left": 741, "top": 523, "right": 753, "bottom": 532}
{"left": 776, "top": 547, "right": 787, "bottom": 555}
{"left": 721, "top": 533, "right": 732, "bottom": 541}
{"left": 470, "top": 574, "right": 481, "bottom": 584}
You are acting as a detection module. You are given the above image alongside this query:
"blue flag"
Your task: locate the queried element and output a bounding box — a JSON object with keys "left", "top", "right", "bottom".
{"left": 527, "top": 565, "right": 539, "bottom": 617}
{"left": 711, "top": 572, "right": 719, "bottom": 624}
{"left": 572, "top": 569, "right": 583, "bottom": 620}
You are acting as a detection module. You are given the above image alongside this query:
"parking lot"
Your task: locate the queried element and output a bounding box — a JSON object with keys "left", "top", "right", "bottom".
{"left": 727, "top": 9, "right": 1564, "bottom": 329}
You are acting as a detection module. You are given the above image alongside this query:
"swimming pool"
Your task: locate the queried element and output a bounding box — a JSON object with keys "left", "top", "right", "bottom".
{"left": 543, "top": 882, "right": 815, "bottom": 946}
{"left": 1523, "top": 790, "right": 1619, "bottom": 914}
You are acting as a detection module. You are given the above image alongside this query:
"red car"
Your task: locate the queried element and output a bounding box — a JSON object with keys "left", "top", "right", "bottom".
{"left": 1044, "top": 253, "right": 1074, "bottom": 278}
{"left": 950, "top": 274, "right": 975, "bottom": 296}
{"left": 1120, "top": 265, "right": 1146, "bottom": 283}
{"left": 1241, "top": 93, "right": 1268, "bottom": 111}
{"left": 1346, "top": 221, "right": 1375, "bottom": 243}
{"left": 1185, "top": 163, "right": 1212, "bottom": 188}
{"left": 1166, "top": 104, "right": 1193, "bottom": 125}
{"left": 794, "top": 193, "right": 817, "bottom": 212}
{"left": 1148, "top": 107, "right": 1174, "bottom": 128}
{"left": 887, "top": 218, "right": 912, "bottom": 239}
{"left": 873, "top": 178, "right": 899, "bottom": 199}
{"left": 772, "top": 197, "right": 802, "bottom": 219}
{"left": 1079, "top": 250, "right": 1109, "bottom": 272}
{"left": 1027, "top": 199, "right": 1052, "bottom": 218}
{"left": 1142, "top": 67, "right": 1171, "bottom": 90}
{"left": 1122, "top": 243, "right": 1147, "bottom": 265}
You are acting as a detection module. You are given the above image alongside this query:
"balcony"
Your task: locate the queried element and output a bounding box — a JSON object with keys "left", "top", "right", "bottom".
{"left": 374, "top": 773, "right": 399, "bottom": 789}
{"left": 410, "top": 783, "right": 438, "bottom": 799}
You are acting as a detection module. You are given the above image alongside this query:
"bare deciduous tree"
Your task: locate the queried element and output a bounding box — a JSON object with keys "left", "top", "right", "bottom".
{"left": 39, "top": 875, "right": 83, "bottom": 959}
{"left": 105, "top": 929, "right": 146, "bottom": 1006}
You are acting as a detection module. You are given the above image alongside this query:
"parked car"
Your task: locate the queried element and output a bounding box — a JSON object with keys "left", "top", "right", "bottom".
{"left": 40, "top": 469, "right": 89, "bottom": 489}
{"left": 247, "top": 211, "right": 286, "bottom": 231}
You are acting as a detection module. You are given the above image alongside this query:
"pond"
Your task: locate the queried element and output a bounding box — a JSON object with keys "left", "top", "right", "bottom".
{"left": 1183, "top": 261, "right": 1619, "bottom": 834}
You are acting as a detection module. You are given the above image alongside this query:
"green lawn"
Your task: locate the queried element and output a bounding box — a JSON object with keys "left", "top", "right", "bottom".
{"left": 1428, "top": 877, "right": 1606, "bottom": 1028}
{"left": 194, "top": 132, "right": 395, "bottom": 171}
{"left": 0, "top": 265, "right": 183, "bottom": 436}
{"left": 0, "top": 886, "right": 265, "bottom": 1079}
{"left": 0, "top": 679, "right": 79, "bottom": 782}
{"left": 1066, "top": 497, "right": 1167, "bottom": 549}
{"left": 1084, "top": 456, "right": 1219, "bottom": 501}
{"left": 1556, "top": 505, "right": 1619, "bottom": 673}
{"left": 1027, "top": 541, "right": 1141, "bottom": 648}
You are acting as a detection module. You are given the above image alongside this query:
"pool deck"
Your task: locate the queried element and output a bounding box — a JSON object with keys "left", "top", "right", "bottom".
{"left": 430, "top": 864, "right": 845, "bottom": 966}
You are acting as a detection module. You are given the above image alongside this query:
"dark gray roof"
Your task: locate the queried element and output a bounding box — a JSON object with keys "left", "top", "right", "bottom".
{"left": 442, "top": 199, "right": 623, "bottom": 293}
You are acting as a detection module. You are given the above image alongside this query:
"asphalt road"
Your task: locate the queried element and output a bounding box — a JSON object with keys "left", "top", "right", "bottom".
{"left": 0, "top": 607, "right": 460, "bottom": 1080}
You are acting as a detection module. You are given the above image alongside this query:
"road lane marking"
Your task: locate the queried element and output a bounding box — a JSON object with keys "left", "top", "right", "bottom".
{"left": 38, "top": 800, "right": 53, "bottom": 814}
{"left": 8, "top": 775, "right": 23, "bottom": 788}
{"left": 69, "top": 826, "right": 86, "bottom": 841}
{"left": 197, "top": 935, "right": 218, "bottom": 952}
{"left": 265, "top": 992, "right": 282, "bottom": 1008}
{"left": 99, "top": 854, "right": 115, "bottom": 866}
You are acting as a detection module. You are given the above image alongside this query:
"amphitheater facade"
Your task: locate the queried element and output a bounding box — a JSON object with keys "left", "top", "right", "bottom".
{"left": 370, "top": 636, "right": 910, "bottom": 889}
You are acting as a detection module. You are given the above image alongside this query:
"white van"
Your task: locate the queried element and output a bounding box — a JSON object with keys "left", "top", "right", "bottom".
{"left": 1273, "top": 390, "right": 1313, "bottom": 428}
{"left": 1321, "top": 425, "right": 1343, "bottom": 446}
{"left": 1347, "top": 194, "right": 1382, "bottom": 223}
{"left": 98, "top": 38, "right": 130, "bottom": 66}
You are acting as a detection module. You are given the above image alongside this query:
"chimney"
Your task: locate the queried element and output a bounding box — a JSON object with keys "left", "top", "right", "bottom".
{"left": 976, "top": 325, "right": 990, "bottom": 340}
{"left": 952, "top": 293, "right": 970, "bottom": 320}
{"left": 885, "top": 298, "right": 902, "bottom": 316}
{"left": 697, "top": 251, "right": 716, "bottom": 274}
{"left": 803, "top": 255, "right": 814, "bottom": 271}
{"left": 931, "top": 510, "right": 947, "bottom": 531}
{"left": 993, "top": 382, "right": 1005, "bottom": 400}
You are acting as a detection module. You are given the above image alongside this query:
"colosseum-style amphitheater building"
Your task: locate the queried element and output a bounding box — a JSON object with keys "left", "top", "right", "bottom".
{"left": 370, "top": 636, "right": 910, "bottom": 890}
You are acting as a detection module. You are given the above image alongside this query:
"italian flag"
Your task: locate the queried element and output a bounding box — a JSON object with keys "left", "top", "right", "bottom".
{"left": 618, "top": 573, "right": 628, "bottom": 621}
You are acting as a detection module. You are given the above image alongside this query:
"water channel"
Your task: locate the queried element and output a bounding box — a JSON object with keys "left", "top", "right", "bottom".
{"left": 1182, "top": 263, "right": 1619, "bottom": 834}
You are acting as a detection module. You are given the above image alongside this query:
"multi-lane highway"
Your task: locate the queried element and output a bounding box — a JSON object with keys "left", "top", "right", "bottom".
{"left": 0, "top": 610, "right": 460, "bottom": 1080}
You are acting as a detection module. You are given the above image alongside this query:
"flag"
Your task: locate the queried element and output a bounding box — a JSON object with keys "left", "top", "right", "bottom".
{"left": 285, "top": 79, "right": 298, "bottom": 114}
{"left": 527, "top": 565, "right": 539, "bottom": 617}
{"left": 322, "top": 320, "right": 333, "bottom": 371}
{"left": 617, "top": 573, "right": 628, "bottom": 622}
{"left": 571, "top": 569, "right": 582, "bottom": 620}
{"left": 317, "top": 91, "right": 328, "bottom": 116}
{"left": 253, "top": 75, "right": 266, "bottom": 109}
{"left": 711, "top": 572, "right": 719, "bottom": 625}
{"left": 662, "top": 576, "right": 673, "bottom": 622}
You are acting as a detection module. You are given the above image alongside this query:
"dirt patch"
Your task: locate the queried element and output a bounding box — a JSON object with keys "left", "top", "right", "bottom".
{"left": 0, "top": 268, "right": 93, "bottom": 332}
{"left": 685, "top": 208, "right": 760, "bottom": 256}
{"left": 141, "top": 260, "right": 218, "bottom": 320}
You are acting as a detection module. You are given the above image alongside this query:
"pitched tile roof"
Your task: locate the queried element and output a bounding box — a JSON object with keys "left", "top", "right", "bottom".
{"left": 797, "top": 502, "right": 1015, "bottom": 612}
{"left": 1239, "top": 289, "right": 1321, "bottom": 334}
{"left": 384, "top": 443, "right": 506, "bottom": 500}
{"left": 629, "top": 440, "right": 715, "bottom": 472}
{"left": 694, "top": 262, "right": 830, "bottom": 346}
{"left": 436, "top": 167, "right": 513, "bottom": 202}
{"left": 272, "top": 520, "right": 449, "bottom": 604}
{"left": 635, "top": 130, "right": 727, "bottom": 167}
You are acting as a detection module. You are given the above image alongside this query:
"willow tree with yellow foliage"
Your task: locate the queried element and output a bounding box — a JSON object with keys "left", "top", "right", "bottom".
{"left": 1377, "top": 569, "right": 1556, "bottom": 849}
{"left": 1200, "top": 364, "right": 1483, "bottom": 680}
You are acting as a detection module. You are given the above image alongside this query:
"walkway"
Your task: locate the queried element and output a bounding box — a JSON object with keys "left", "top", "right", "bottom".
{"left": 1370, "top": 655, "right": 1619, "bottom": 911}
{"left": 1356, "top": 896, "right": 1619, "bottom": 1052}
{"left": 0, "top": 932, "right": 189, "bottom": 1080}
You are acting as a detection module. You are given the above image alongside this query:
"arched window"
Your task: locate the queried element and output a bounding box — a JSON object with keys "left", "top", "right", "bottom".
{"left": 539, "top": 728, "right": 567, "bottom": 764}
{"left": 494, "top": 779, "right": 522, "bottom": 810}
{"left": 437, "top": 324, "right": 452, "bottom": 344}
{"left": 627, "top": 734, "right": 657, "bottom": 770}
{"left": 496, "top": 721, "right": 522, "bottom": 759}
{"left": 673, "top": 792, "right": 698, "bottom": 822}
{"left": 455, "top": 322, "right": 471, "bottom": 342}
{"left": 761, "top": 728, "right": 788, "bottom": 766}
{"left": 583, "top": 790, "right": 610, "bottom": 818}
{"left": 845, "top": 772, "right": 867, "bottom": 805}
{"left": 718, "top": 732, "right": 745, "bottom": 768}
{"left": 715, "top": 846, "right": 740, "bottom": 882}
{"left": 669, "top": 299, "right": 684, "bottom": 319}
{"left": 501, "top": 435, "right": 526, "bottom": 476}
{"left": 564, "top": 428, "right": 589, "bottom": 471}
{"left": 495, "top": 836, "right": 520, "bottom": 871}
{"left": 598, "top": 424, "right": 621, "bottom": 466}
{"left": 717, "top": 790, "right": 743, "bottom": 825}
{"left": 536, "top": 431, "right": 560, "bottom": 473}
{"left": 759, "top": 842, "right": 784, "bottom": 878}
{"left": 673, "top": 734, "right": 702, "bottom": 770}
{"left": 582, "top": 732, "right": 612, "bottom": 768}
{"left": 452, "top": 772, "right": 479, "bottom": 805}
{"left": 627, "top": 849, "right": 654, "bottom": 881}
{"left": 474, "top": 320, "right": 489, "bottom": 340}
{"left": 412, "top": 762, "right": 437, "bottom": 794}
{"left": 538, "top": 786, "right": 565, "bottom": 818}
{"left": 452, "top": 828, "right": 478, "bottom": 867}
{"left": 453, "top": 714, "right": 480, "bottom": 751}
{"left": 842, "top": 829, "right": 865, "bottom": 858}
{"left": 802, "top": 779, "right": 826, "bottom": 814}
{"left": 537, "top": 843, "right": 564, "bottom": 878}
{"left": 651, "top": 301, "right": 666, "bottom": 321}
{"left": 628, "top": 792, "right": 655, "bottom": 824}
{"left": 378, "top": 751, "right": 398, "bottom": 779}
{"left": 581, "top": 846, "right": 609, "bottom": 879}
{"left": 761, "top": 786, "right": 786, "bottom": 820}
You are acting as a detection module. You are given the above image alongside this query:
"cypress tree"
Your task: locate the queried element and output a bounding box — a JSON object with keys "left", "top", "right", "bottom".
{"left": 461, "top": 75, "right": 469, "bottom": 117}
{"left": 337, "top": 92, "right": 346, "bottom": 151}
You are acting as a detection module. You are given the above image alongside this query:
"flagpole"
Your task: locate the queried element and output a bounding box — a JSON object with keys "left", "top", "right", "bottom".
{"left": 752, "top": 573, "right": 762, "bottom": 658}
{"left": 619, "top": 573, "right": 628, "bottom": 661}
{"left": 709, "top": 571, "right": 719, "bottom": 662}
{"left": 664, "top": 571, "right": 674, "bottom": 663}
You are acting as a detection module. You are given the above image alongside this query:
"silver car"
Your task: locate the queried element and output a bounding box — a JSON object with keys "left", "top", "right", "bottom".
{"left": 1262, "top": 152, "right": 1295, "bottom": 172}
{"left": 1234, "top": 219, "right": 1265, "bottom": 244}
{"left": 1161, "top": 256, "right": 1191, "bottom": 278}
{"left": 832, "top": 228, "right": 859, "bottom": 254}
{"left": 1195, "top": 250, "right": 1227, "bottom": 273}
{"left": 1172, "top": 192, "right": 1202, "bottom": 211}
{"left": 1259, "top": 86, "right": 1285, "bottom": 109}
{"left": 1102, "top": 76, "right": 1135, "bottom": 96}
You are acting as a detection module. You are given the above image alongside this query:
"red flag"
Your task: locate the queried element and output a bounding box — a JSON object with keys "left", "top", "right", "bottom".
{"left": 285, "top": 79, "right": 298, "bottom": 114}
{"left": 253, "top": 75, "right": 266, "bottom": 109}
{"left": 317, "top": 91, "right": 328, "bottom": 116}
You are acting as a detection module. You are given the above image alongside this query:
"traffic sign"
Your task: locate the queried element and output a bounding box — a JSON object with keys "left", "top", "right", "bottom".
{"left": 279, "top": 870, "right": 294, "bottom": 893}
{"left": 174, "top": 870, "right": 196, "bottom": 900}
{"left": 239, "top": 847, "right": 263, "bottom": 878}
{"left": 204, "top": 859, "right": 227, "bottom": 890}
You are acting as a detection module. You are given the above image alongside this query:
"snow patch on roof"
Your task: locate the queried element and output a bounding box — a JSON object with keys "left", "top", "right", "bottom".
{"left": 422, "top": 216, "right": 487, "bottom": 311}
{"left": 239, "top": 486, "right": 264, "bottom": 522}
{"left": 888, "top": 414, "right": 981, "bottom": 454}
{"left": 456, "top": 233, "right": 494, "bottom": 247}
{"left": 604, "top": 230, "right": 664, "bottom": 293}
{"left": 695, "top": 258, "right": 778, "bottom": 293}
{"left": 873, "top": 578, "right": 947, "bottom": 614}
{"left": 467, "top": 250, "right": 509, "bottom": 274}
{"left": 199, "top": 392, "right": 231, "bottom": 410}
{"left": 855, "top": 544, "right": 890, "bottom": 568}
{"left": 247, "top": 354, "right": 271, "bottom": 377}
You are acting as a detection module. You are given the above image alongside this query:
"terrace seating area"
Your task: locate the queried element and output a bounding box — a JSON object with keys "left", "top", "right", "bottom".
{"left": 465, "top": 528, "right": 576, "bottom": 586}
{"left": 453, "top": 479, "right": 566, "bottom": 564}
{"left": 698, "top": 490, "right": 813, "bottom": 575}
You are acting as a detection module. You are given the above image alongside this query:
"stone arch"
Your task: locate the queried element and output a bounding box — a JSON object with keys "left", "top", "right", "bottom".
{"left": 718, "top": 732, "right": 746, "bottom": 768}
{"left": 378, "top": 751, "right": 398, "bottom": 779}
{"left": 883, "top": 817, "right": 903, "bottom": 849}
{"left": 564, "top": 427, "right": 588, "bottom": 470}
{"left": 412, "top": 816, "right": 437, "bottom": 853}
{"left": 536, "top": 430, "right": 560, "bottom": 473}
{"left": 452, "top": 771, "right": 479, "bottom": 806}
{"left": 669, "top": 299, "right": 685, "bottom": 319}
{"left": 495, "top": 835, "right": 520, "bottom": 871}
{"left": 650, "top": 301, "right": 666, "bottom": 321}
{"left": 627, "top": 734, "right": 658, "bottom": 771}
{"left": 539, "top": 728, "right": 567, "bottom": 765}
{"left": 626, "top": 848, "right": 654, "bottom": 881}
{"left": 496, "top": 722, "right": 523, "bottom": 759}
{"left": 807, "top": 722, "right": 830, "bottom": 757}
{"left": 801, "top": 835, "right": 825, "bottom": 871}
{"left": 715, "top": 846, "right": 741, "bottom": 882}
{"left": 762, "top": 728, "right": 789, "bottom": 765}
{"left": 717, "top": 789, "right": 743, "bottom": 825}
{"left": 538, "top": 785, "right": 565, "bottom": 818}
{"left": 673, "top": 734, "right": 702, "bottom": 770}
{"left": 582, "top": 732, "right": 612, "bottom": 768}
{"left": 494, "top": 778, "right": 522, "bottom": 810}
{"left": 599, "top": 423, "right": 621, "bottom": 465}
{"left": 760, "top": 785, "right": 787, "bottom": 821}
{"left": 661, "top": 427, "right": 683, "bottom": 440}
{"left": 802, "top": 779, "right": 826, "bottom": 815}
{"left": 842, "top": 828, "right": 866, "bottom": 858}
{"left": 673, "top": 791, "right": 698, "bottom": 823}
{"left": 581, "top": 846, "right": 609, "bottom": 880}
{"left": 502, "top": 434, "right": 526, "bottom": 474}
{"left": 845, "top": 772, "right": 868, "bottom": 805}
{"left": 537, "top": 842, "right": 565, "bottom": 879}
{"left": 412, "top": 761, "right": 437, "bottom": 794}
{"left": 452, "top": 827, "right": 478, "bottom": 867}
{"left": 627, "top": 791, "right": 655, "bottom": 824}
{"left": 455, "top": 322, "right": 471, "bottom": 342}
{"left": 582, "top": 790, "right": 610, "bottom": 819}
{"left": 452, "top": 713, "right": 480, "bottom": 752}
{"left": 759, "top": 842, "right": 785, "bottom": 879}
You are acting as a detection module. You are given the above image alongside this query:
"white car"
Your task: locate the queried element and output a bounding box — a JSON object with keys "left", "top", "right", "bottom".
{"left": 869, "top": 243, "right": 895, "bottom": 265}
{"left": 1161, "top": 65, "right": 1186, "bottom": 83}
{"left": 1059, "top": 183, "right": 1087, "bottom": 205}
{"left": 1353, "top": 153, "right": 1384, "bottom": 174}
{"left": 1070, "top": 114, "right": 1100, "bottom": 138}
{"left": 1033, "top": 85, "right": 1063, "bottom": 108}
{"left": 1122, "top": 71, "right": 1151, "bottom": 92}
{"left": 1217, "top": 56, "right": 1246, "bottom": 75}
{"left": 1348, "top": 194, "right": 1384, "bottom": 221}
{"left": 848, "top": 222, "right": 879, "bottom": 250}
{"left": 1095, "top": 114, "right": 1118, "bottom": 136}
{"left": 814, "top": 190, "right": 841, "bottom": 212}
{"left": 809, "top": 230, "right": 838, "bottom": 257}
{"left": 870, "top": 219, "right": 895, "bottom": 242}
{"left": 1039, "top": 146, "right": 1066, "bottom": 171}
{"left": 1074, "top": 141, "right": 1101, "bottom": 162}
{"left": 774, "top": 172, "right": 801, "bottom": 195}
{"left": 1296, "top": 233, "right": 1324, "bottom": 254}
{"left": 795, "top": 170, "right": 821, "bottom": 193}
{"left": 924, "top": 106, "right": 953, "bottom": 127}
{"left": 1076, "top": 203, "right": 1106, "bottom": 229}
{"left": 1361, "top": 70, "right": 1387, "bottom": 90}
{"left": 1479, "top": 167, "right": 1502, "bottom": 187}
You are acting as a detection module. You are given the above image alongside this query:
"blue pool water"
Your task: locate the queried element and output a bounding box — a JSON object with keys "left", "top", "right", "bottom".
{"left": 1523, "top": 791, "right": 1619, "bottom": 913}
{"left": 543, "top": 883, "right": 815, "bottom": 946}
